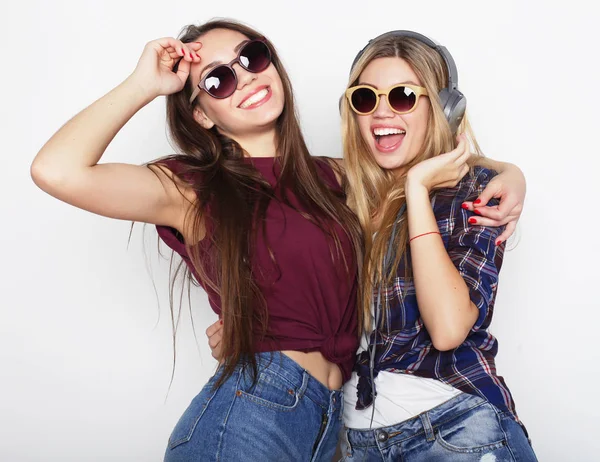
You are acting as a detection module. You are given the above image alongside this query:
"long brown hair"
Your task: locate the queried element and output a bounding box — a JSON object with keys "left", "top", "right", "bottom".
{"left": 341, "top": 35, "right": 487, "bottom": 327}
{"left": 154, "top": 19, "right": 362, "bottom": 385}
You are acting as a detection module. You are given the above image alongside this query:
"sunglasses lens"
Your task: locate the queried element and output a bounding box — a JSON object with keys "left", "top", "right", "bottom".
{"left": 204, "top": 66, "right": 237, "bottom": 98}
{"left": 388, "top": 86, "right": 417, "bottom": 113}
{"left": 239, "top": 41, "right": 271, "bottom": 72}
{"left": 351, "top": 88, "right": 378, "bottom": 114}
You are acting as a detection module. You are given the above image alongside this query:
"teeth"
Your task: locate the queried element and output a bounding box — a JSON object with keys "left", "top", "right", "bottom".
{"left": 240, "top": 88, "right": 269, "bottom": 108}
{"left": 373, "top": 127, "right": 406, "bottom": 136}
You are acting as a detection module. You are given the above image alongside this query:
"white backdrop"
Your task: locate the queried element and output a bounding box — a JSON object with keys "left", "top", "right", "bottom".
{"left": 2, "top": 0, "right": 598, "bottom": 460}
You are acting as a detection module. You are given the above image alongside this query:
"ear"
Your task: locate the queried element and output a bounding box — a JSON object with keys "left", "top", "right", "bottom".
{"left": 193, "top": 106, "right": 215, "bottom": 130}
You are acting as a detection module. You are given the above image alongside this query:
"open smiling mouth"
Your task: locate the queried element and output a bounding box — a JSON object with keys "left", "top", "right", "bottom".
{"left": 373, "top": 127, "right": 406, "bottom": 152}
{"left": 238, "top": 86, "right": 271, "bottom": 109}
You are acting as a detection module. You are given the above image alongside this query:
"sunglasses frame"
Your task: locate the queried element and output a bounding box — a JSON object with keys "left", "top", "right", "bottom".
{"left": 189, "top": 38, "right": 271, "bottom": 104}
{"left": 345, "top": 84, "right": 429, "bottom": 115}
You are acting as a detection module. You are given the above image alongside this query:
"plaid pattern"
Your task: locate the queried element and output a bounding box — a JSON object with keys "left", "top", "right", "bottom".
{"left": 355, "top": 167, "right": 520, "bottom": 423}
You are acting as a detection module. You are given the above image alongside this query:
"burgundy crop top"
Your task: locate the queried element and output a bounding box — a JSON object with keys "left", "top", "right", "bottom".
{"left": 156, "top": 156, "right": 359, "bottom": 381}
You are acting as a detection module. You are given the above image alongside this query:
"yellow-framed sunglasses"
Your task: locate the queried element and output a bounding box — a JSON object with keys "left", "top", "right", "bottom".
{"left": 345, "top": 84, "right": 429, "bottom": 115}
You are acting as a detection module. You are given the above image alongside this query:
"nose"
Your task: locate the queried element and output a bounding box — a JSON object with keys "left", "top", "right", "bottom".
{"left": 233, "top": 63, "right": 257, "bottom": 90}
{"left": 373, "top": 95, "right": 394, "bottom": 119}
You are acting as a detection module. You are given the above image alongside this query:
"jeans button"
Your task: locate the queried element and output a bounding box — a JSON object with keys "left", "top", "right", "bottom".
{"left": 377, "top": 430, "right": 389, "bottom": 442}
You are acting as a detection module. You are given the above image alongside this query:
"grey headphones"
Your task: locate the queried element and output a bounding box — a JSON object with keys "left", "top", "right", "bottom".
{"left": 345, "top": 30, "right": 467, "bottom": 134}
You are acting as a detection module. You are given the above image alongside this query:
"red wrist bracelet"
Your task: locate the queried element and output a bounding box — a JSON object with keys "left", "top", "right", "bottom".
{"left": 409, "top": 231, "right": 442, "bottom": 243}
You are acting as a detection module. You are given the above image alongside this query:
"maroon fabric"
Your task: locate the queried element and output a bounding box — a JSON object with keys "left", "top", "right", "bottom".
{"left": 155, "top": 157, "right": 359, "bottom": 381}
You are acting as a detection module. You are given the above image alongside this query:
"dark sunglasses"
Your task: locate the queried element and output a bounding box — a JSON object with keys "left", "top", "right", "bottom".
{"left": 345, "top": 84, "right": 429, "bottom": 115}
{"left": 189, "top": 38, "right": 272, "bottom": 103}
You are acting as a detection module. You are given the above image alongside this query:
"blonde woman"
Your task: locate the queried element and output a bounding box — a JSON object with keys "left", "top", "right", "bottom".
{"left": 338, "top": 31, "right": 537, "bottom": 461}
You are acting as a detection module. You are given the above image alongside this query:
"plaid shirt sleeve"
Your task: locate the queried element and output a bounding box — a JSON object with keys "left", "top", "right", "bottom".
{"left": 445, "top": 167, "right": 506, "bottom": 331}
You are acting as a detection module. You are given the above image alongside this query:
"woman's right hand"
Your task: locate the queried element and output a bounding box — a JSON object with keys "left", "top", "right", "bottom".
{"left": 206, "top": 319, "right": 224, "bottom": 361}
{"left": 130, "top": 37, "right": 202, "bottom": 99}
{"left": 406, "top": 134, "right": 471, "bottom": 193}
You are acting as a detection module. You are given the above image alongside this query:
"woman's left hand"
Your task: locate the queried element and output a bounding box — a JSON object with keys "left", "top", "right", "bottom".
{"left": 462, "top": 163, "right": 526, "bottom": 245}
{"left": 206, "top": 319, "right": 224, "bottom": 361}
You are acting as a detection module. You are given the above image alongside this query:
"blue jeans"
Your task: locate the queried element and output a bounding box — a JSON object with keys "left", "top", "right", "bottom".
{"left": 164, "top": 352, "right": 343, "bottom": 462}
{"left": 341, "top": 393, "right": 537, "bottom": 461}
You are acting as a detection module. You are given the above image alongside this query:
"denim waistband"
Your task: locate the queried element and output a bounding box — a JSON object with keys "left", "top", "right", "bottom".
{"left": 238, "top": 351, "right": 343, "bottom": 414}
{"left": 346, "top": 392, "right": 491, "bottom": 448}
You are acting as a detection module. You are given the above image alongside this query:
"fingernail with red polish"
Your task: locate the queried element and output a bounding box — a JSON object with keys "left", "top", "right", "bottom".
{"left": 495, "top": 240, "right": 501, "bottom": 246}
{"left": 474, "top": 209, "right": 482, "bottom": 215}
{"left": 461, "top": 203, "right": 469, "bottom": 209}
{"left": 219, "top": 320, "right": 223, "bottom": 325}
{"left": 469, "top": 218, "right": 477, "bottom": 224}
{"left": 474, "top": 199, "right": 482, "bottom": 205}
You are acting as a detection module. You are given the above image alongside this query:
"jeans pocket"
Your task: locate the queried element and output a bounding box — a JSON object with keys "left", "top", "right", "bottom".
{"left": 435, "top": 402, "right": 507, "bottom": 453}
{"left": 238, "top": 367, "right": 302, "bottom": 411}
{"left": 167, "top": 371, "right": 222, "bottom": 450}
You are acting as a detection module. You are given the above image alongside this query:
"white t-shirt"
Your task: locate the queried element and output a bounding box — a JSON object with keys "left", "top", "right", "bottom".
{"left": 343, "top": 370, "right": 462, "bottom": 429}
{"left": 343, "top": 310, "right": 461, "bottom": 429}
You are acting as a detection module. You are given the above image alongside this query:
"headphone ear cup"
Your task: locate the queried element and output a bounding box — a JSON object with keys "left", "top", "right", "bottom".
{"left": 438, "top": 88, "right": 451, "bottom": 114}
{"left": 438, "top": 88, "right": 467, "bottom": 135}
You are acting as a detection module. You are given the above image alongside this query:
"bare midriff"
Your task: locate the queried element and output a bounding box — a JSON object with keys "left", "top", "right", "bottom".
{"left": 282, "top": 350, "right": 343, "bottom": 390}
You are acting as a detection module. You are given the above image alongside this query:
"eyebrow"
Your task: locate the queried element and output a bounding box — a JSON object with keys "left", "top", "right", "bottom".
{"left": 359, "top": 80, "right": 421, "bottom": 88}
{"left": 198, "top": 40, "right": 250, "bottom": 78}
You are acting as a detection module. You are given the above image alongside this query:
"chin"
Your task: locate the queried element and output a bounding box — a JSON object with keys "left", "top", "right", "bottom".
{"left": 253, "top": 99, "right": 284, "bottom": 125}
{"left": 372, "top": 151, "right": 407, "bottom": 172}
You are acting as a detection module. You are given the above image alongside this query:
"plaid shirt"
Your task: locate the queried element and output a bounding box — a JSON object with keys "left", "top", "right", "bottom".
{"left": 355, "top": 167, "right": 521, "bottom": 424}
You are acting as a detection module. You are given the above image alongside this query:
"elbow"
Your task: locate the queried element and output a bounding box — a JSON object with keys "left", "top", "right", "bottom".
{"left": 431, "top": 336, "right": 464, "bottom": 352}
{"left": 30, "top": 156, "right": 72, "bottom": 195}
{"left": 425, "top": 297, "right": 476, "bottom": 352}
{"left": 430, "top": 328, "right": 469, "bottom": 352}
{"left": 30, "top": 158, "right": 46, "bottom": 186}
{"left": 31, "top": 159, "right": 58, "bottom": 192}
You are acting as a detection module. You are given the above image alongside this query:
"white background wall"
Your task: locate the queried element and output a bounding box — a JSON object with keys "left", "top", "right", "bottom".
{"left": 2, "top": 0, "right": 598, "bottom": 460}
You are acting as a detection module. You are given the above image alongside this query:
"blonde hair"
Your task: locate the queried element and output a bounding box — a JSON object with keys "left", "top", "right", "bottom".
{"left": 341, "top": 35, "right": 489, "bottom": 326}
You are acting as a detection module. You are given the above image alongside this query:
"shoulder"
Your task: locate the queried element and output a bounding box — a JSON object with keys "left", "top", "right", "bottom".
{"left": 313, "top": 156, "right": 345, "bottom": 188}
{"left": 149, "top": 155, "right": 197, "bottom": 185}
{"left": 149, "top": 156, "right": 200, "bottom": 237}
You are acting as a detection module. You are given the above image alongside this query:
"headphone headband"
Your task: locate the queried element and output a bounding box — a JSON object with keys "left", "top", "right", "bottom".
{"left": 349, "top": 30, "right": 459, "bottom": 91}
